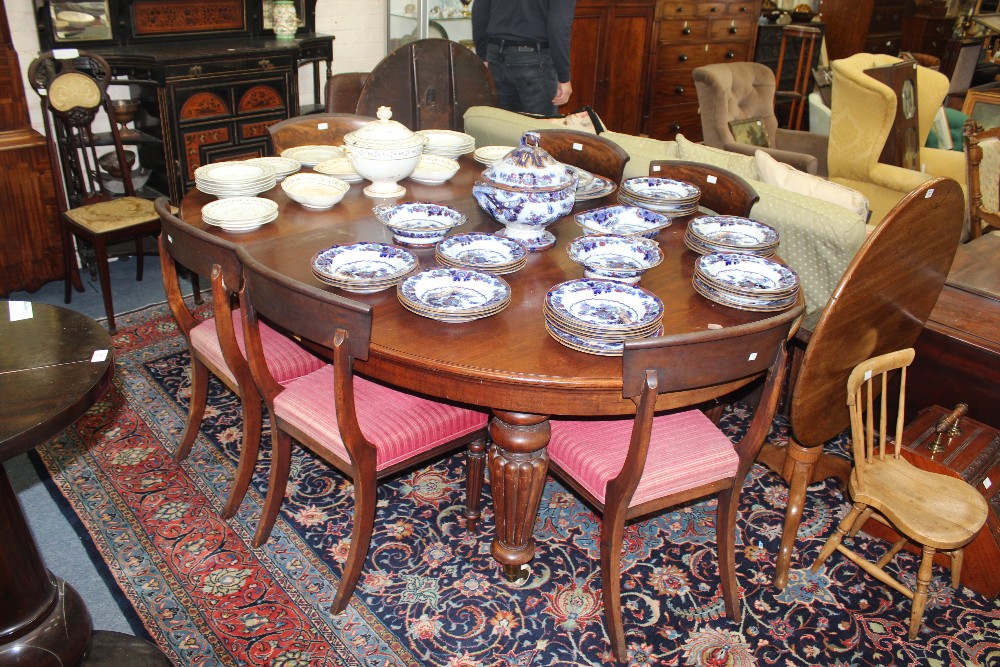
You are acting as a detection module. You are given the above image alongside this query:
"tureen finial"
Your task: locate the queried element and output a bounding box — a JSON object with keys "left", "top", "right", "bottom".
{"left": 376, "top": 106, "right": 392, "bottom": 121}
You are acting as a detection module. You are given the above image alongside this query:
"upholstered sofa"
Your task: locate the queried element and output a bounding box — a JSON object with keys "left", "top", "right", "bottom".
{"left": 463, "top": 106, "right": 868, "bottom": 317}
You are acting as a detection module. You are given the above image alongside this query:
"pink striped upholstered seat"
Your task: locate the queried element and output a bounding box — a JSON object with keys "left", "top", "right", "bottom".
{"left": 190, "top": 310, "right": 325, "bottom": 386}
{"left": 273, "top": 365, "right": 487, "bottom": 471}
{"left": 549, "top": 410, "right": 739, "bottom": 508}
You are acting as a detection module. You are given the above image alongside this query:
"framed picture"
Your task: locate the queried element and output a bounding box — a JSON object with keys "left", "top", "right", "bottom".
{"left": 729, "top": 118, "right": 770, "bottom": 148}
{"left": 48, "top": 0, "right": 114, "bottom": 44}
{"left": 963, "top": 91, "right": 1000, "bottom": 130}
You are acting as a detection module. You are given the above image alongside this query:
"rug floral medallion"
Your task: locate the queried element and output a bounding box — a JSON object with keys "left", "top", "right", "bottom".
{"left": 34, "top": 300, "right": 1000, "bottom": 666}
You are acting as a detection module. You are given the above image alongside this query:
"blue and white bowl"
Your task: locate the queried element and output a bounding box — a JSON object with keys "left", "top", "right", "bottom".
{"left": 695, "top": 253, "right": 799, "bottom": 295}
{"left": 311, "top": 242, "right": 417, "bottom": 293}
{"left": 575, "top": 205, "right": 672, "bottom": 239}
{"left": 685, "top": 216, "right": 779, "bottom": 256}
{"left": 566, "top": 234, "right": 663, "bottom": 285}
{"left": 397, "top": 268, "right": 511, "bottom": 322}
{"left": 435, "top": 233, "right": 528, "bottom": 274}
{"left": 372, "top": 201, "right": 466, "bottom": 247}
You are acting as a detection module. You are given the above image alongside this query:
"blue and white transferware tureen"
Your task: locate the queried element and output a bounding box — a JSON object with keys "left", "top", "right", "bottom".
{"left": 472, "top": 131, "right": 577, "bottom": 252}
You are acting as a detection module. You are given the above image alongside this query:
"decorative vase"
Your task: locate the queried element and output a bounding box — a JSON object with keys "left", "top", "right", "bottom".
{"left": 272, "top": 0, "right": 297, "bottom": 39}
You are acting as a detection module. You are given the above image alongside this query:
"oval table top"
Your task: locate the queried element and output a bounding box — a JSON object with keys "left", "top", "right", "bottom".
{"left": 0, "top": 303, "right": 114, "bottom": 461}
{"left": 180, "top": 158, "right": 797, "bottom": 417}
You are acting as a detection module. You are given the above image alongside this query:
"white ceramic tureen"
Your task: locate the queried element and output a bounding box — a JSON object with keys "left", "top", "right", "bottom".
{"left": 472, "top": 131, "right": 577, "bottom": 251}
{"left": 343, "top": 106, "right": 427, "bottom": 198}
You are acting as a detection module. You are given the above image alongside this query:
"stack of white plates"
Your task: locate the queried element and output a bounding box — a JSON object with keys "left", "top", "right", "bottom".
{"left": 619, "top": 177, "right": 700, "bottom": 216}
{"left": 473, "top": 145, "right": 514, "bottom": 165}
{"left": 409, "top": 154, "right": 460, "bottom": 185}
{"left": 311, "top": 242, "right": 417, "bottom": 293}
{"left": 693, "top": 253, "right": 799, "bottom": 312}
{"left": 280, "top": 145, "right": 345, "bottom": 167}
{"left": 244, "top": 156, "right": 301, "bottom": 182}
{"left": 569, "top": 166, "right": 617, "bottom": 201}
{"left": 417, "top": 130, "right": 476, "bottom": 157}
{"left": 201, "top": 197, "right": 278, "bottom": 233}
{"left": 684, "top": 216, "right": 779, "bottom": 257}
{"left": 195, "top": 161, "right": 277, "bottom": 198}
{"left": 544, "top": 279, "right": 664, "bottom": 356}
{"left": 397, "top": 268, "right": 511, "bottom": 323}
{"left": 313, "top": 157, "right": 363, "bottom": 183}
{"left": 435, "top": 233, "right": 528, "bottom": 275}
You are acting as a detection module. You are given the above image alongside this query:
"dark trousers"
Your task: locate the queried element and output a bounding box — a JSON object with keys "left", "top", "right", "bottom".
{"left": 485, "top": 43, "right": 558, "bottom": 116}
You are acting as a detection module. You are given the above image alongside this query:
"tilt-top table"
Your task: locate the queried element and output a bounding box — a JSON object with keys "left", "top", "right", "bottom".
{"left": 0, "top": 303, "right": 170, "bottom": 666}
{"left": 180, "top": 157, "right": 802, "bottom": 579}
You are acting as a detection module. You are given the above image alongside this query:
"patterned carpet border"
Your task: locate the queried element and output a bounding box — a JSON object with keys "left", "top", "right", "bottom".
{"left": 33, "top": 299, "right": 1000, "bottom": 666}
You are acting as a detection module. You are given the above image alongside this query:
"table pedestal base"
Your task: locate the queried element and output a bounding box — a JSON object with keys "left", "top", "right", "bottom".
{"left": 488, "top": 411, "right": 550, "bottom": 581}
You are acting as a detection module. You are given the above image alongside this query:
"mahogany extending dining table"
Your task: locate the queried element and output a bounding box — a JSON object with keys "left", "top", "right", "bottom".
{"left": 179, "top": 157, "right": 800, "bottom": 579}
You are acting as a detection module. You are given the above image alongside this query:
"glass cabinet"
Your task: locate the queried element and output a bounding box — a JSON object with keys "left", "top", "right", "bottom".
{"left": 388, "top": 0, "right": 475, "bottom": 53}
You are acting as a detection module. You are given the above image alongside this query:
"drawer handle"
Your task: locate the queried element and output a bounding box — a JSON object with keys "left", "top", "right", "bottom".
{"left": 682, "top": 24, "right": 691, "bottom": 35}
{"left": 710, "top": 6, "right": 717, "bottom": 11}
{"left": 671, "top": 122, "right": 682, "bottom": 132}
{"left": 675, "top": 85, "right": 684, "bottom": 94}
{"left": 675, "top": 6, "right": 683, "bottom": 11}
{"left": 725, "top": 50, "right": 736, "bottom": 59}
{"left": 739, "top": 5, "right": 747, "bottom": 10}
{"left": 188, "top": 65, "right": 203, "bottom": 76}
{"left": 259, "top": 59, "right": 275, "bottom": 70}
{"left": 729, "top": 21, "right": 738, "bottom": 34}
{"left": 679, "top": 54, "right": 688, "bottom": 62}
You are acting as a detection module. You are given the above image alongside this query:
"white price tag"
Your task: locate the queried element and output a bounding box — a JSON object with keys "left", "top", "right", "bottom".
{"left": 925, "top": 188, "right": 934, "bottom": 198}
{"left": 91, "top": 349, "right": 109, "bottom": 363}
{"left": 572, "top": 142, "right": 583, "bottom": 151}
{"left": 317, "top": 122, "right": 329, "bottom": 130}
{"left": 8, "top": 301, "right": 32, "bottom": 321}
{"left": 864, "top": 370, "right": 872, "bottom": 381}
{"left": 707, "top": 175, "right": 718, "bottom": 184}
{"left": 984, "top": 477, "right": 992, "bottom": 490}
{"left": 748, "top": 352, "right": 757, "bottom": 361}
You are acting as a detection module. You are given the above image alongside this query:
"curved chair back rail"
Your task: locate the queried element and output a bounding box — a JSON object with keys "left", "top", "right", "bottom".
{"left": 267, "top": 112, "right": 376, "bottom": 154}
{"left": 535, "top": 128, "right": 631, "bottom": 183}
{"left": 356, "top": 38, "right": 496, "bottom": 131}
{"left": 325, "top": 71, "right": 369, "bottom": 114}
{"left": 648, "top": 159, "right": 759, "bottom": 216}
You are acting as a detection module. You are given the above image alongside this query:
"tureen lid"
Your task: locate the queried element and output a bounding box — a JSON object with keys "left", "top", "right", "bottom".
{"left": 344, "top": 106, "right": 427, "bottom": 150}
{"left": 481, "top": 131, "right": 576, "bottom": 192}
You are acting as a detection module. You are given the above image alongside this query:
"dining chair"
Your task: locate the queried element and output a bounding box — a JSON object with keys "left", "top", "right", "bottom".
{"left": 962, "top": 119, "right": 1000, "bottom": 240}
{"left": 235, "top": 246, "right": 490, "bottom": 613}
{"left": 535, "top": 128, "right": 631, "bottom": 183}
{"left": 156, "top": 199, "right": 325, "bottom": 519}
{"left": 266, "top": 112, "right": 375, "bottom": 154}
{"left": 28, "top": 50, "right": 164, "bottom": 333}
{"left": 648, "top": 159, "right": 760, "bottom": 217}
{"left": 811, "top": 348, "right": 987, "bottom": 640}
{"left": 324, "top": 72, "right": 369, "bottom": 113}
{"left": 759, "top": 177, "right": 966, "bottom": 591}
{"left": 543, "top": 305, "right": 804, "bottom": 661}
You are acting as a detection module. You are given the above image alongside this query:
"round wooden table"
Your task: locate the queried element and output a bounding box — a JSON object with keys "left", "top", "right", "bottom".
{"left": 0, "top": 303, "right": 170, "bottom": 666}
{"left": 180, "top": 159, "right": 796, "bottom": 578}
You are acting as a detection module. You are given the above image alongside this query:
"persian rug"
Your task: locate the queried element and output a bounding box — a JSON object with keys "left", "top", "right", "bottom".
{"left": 33, "top": 299, "right": 1000, "bottom": 666}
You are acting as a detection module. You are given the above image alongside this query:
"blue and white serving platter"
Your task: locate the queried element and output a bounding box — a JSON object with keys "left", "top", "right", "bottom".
{"left": 397, "top": 268, "right": 511, "bottom": 322}
{"left": 544, "top": 279, "right": 664, "bottom": 335}
{"left": 575, "top": 205, "right": 672, "bottom": 239}
{"left": 566, "top": 234, "right": 663, "bottom": 284}
{"left": 695, "top": 253, "right": 799, "bottom": 296}
{"left": 435, "top": 234, "right": 528, "bottom": 274}
{"left": 311, "top": 243, "right": 418, "bottom": 293}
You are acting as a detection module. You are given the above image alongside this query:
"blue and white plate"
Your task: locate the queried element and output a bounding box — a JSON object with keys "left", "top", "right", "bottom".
{"left": 684, "top": 231, "right": 776, "bottom": 258}
{"left": 311, "top": 243, "right": 417, "bottom": 292}
{"left": 687, "top": 216, "right": 779, "bottom": 250}
{"left": 436, "top": 234, "right": 528, "bottom": 274}
{"left": 545, "top": 279, "right": 663, "bottom": 332}
{"left": 622, "top": 177, "right": 700, "bottom": 202}
{"left": 545, "top": 320, "right": 663, "bottom": 356}
{"left": 696, "top": 253, "right": 799, "bottom": 295}
{"left": 398, "top": 268, "right": 511, "bottom": 322}
{"left": 692, "top": 275, "right": 799, "bottom": 312}
{"left": 576, "top": 173, "right": 617, "bottom": 201}
{"left": 575, "top": 205, "right": 672, "bottom": 239}
{"left": 566, "top": 234, "right": 663, "bottom": 284}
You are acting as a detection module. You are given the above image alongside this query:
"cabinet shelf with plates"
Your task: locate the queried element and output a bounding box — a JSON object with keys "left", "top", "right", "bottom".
{"left": 388, "top": 0, "right": 474, "bottom": 53}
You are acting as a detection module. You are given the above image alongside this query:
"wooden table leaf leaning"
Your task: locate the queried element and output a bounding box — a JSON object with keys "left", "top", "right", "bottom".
{"left": 0, "top": 303, "right": 170, "bottom": 665}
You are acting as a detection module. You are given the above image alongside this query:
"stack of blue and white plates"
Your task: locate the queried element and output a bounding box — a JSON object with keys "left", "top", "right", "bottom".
{"left": 397, "top": 268, "right": 511, "bottom": 322}
{"left": 693, "top": 253, "right": 799, "bottom": 312}
{"left": 311, "top": 242, "right": 417, "bottom": 293}
{"left": 619, "top": 177, "right": 700, "bottom": 216}
{"left": 544, "top": 279, "right": 664, "bottom": 356}
{"left": 435, "top": 233, "right": 528, "bottom": 275}
{"left": 684, "top": 216, "right": 779, "bottom": 258}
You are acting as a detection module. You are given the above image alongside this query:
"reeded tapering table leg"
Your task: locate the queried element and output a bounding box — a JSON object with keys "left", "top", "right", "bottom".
{"left": 488, "top": 411, "right": 550, "bottom": 581}
{"left": 773, "top": 437, "right": 821, "bottom": 590}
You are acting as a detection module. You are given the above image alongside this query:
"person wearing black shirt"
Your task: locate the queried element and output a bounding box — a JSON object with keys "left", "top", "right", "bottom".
{"left": 472, "top": 0, "right": 576, "bottom": 116}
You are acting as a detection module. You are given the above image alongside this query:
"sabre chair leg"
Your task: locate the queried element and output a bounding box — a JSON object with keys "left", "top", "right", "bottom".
{"left": 813, "top": 502, "right": 865, "bottom": 571}
{"left": 464, "top": 437, "right": 487, "bottom": 533}
{"left": 175, "top": 358, "right": 209, "bottom": 461}
{"left": 717, "top": 485, "right": 741, "bottom": 620}
{"left": 909, "top": 545, "right": 937, "bottom": 641}
{"left": 62, "top": 226, "right": 83, "bottom": 302}
{"left": 331, "top": 473, "right": 377, "bottom": 614}
{"left": 221, "top": 393, "right": 263, "bottom": 519}
{"left": 253, "top": 427, "right": 292, "bottom": 547}
{"left": 601, "top": 510, "right": 629, "bottom": 663}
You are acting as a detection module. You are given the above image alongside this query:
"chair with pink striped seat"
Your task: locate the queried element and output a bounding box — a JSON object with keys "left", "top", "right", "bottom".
{"left": 157, "top": 199, "right": 325, "bottom": 519}
{"left": 236, "top": 246, "right": 490, "bottom": 613}
{"left": 547, "top": 305, "right": 803, "bottom": 662}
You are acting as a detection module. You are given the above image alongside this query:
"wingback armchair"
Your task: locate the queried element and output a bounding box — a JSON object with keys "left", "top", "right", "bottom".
{"left": 693, "top": 62, "right": 829, "bottom": 176}
{"left": 827, "top": 53, "right": 967, "bottom": 227}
